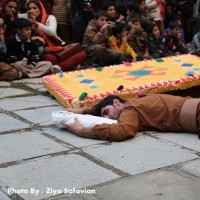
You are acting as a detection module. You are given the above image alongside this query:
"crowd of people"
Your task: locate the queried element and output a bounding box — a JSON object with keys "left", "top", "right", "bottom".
{"left": 0, "top": 0, "right": 200, "bottom": 81}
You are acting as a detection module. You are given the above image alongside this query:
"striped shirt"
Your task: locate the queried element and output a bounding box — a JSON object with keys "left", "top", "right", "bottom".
{"left": 52, "top": 0, "right": 71, "bottom": 25}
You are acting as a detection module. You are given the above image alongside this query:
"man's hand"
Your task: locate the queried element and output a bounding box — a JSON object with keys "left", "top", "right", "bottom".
{"left": 100, "top": 22, "right": 112, "bottom": 32}
{"left": 122, "top": 35, "right": 127, "bottom": 43}
{"left": 5, "top": 8, "right": 14, "bottom": 21}
{"left": 62, "top": 117, "right": 84, "bottom": 136}
{"left": 144, "top": 53, "right": 149, "bottom": 59}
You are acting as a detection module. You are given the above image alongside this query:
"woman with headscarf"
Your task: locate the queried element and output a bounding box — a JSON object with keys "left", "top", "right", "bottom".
{"left": 19, "top": 0, "right": 87, "bottom": 71}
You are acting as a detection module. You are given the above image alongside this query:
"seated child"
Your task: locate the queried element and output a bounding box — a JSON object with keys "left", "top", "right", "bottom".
{"left": 6, "top": 18, "right": 53, "bottom": 78}
{"left": 161, "top": 21, "right": 188, "bottom": 55}
{"left": 109, "top": 22, "right": 137, "bottom": 62}
{"left": 164, "top": 17, "right": 186, "bottom": 48}
{"left": 146, "top": 23, "right": 175, "bottom": 58}
{"left": 191, "top": 29, "right": 200, "bottom": 56}
{"left": 127, "top": 15, "right": 151, "bottom": 61}
{"left": 82, "top": 10, "right": 126, "bottom": 67}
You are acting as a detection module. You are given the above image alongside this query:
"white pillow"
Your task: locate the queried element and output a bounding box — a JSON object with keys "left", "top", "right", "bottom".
{"left": 52, "top": 111, "right": 117, "bottom": 128}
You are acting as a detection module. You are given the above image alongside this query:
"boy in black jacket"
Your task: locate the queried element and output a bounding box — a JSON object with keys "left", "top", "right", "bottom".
{"left": 160, "top": 21, "right": 188, "bottom": 55}
{"left": 6, "top": 18, "right": 52, "bottom": 78}
{"left": 146, "top": 23, "right": 175, "bottom": 58}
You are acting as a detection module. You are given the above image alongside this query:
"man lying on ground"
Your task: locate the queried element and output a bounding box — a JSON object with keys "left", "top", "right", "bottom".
{"left": 62, "top": 94, "right": 200, "bottom": 141}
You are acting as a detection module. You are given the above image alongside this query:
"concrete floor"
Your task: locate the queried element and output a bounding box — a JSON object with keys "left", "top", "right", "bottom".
{"left": 0, "top": 78, "right": 199, "bottom": 200}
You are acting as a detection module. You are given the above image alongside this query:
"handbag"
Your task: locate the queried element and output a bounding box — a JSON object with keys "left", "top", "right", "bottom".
{"left": 53, "top": 43, "right": 83, "bottom": 61}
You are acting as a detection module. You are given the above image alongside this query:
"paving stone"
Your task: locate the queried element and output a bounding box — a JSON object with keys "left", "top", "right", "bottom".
{"left": 0, "top": 88, "right": 30, "bottom": 98}
{"left": 0, "top": 113, "right": 29, "bottom": 132}
{"left": 13, "top": 78, "right": 43, "bottom": 84}
{"left": 0, "top": 154, "right": 119, "bottom": 200}
{"left": 44, "top": 128, "right": 107, "bottom": 148}
{"left": 0, "top": 82, "right": 10, "bottom": 87}
{"left": 26, "top": 84, "right": 48, "bottom": 93}
{"left": 26, "top": 84, "right": 44, "bottom": 90}
{"left": 0, "top": 191, "right": 10, "bottom": 200}
{"left": 83, "top": 135, "right": 198, "bottom": 175}
{"left": 74, "top": 169, "right": 200, "bottom": 200}
{"left": 0, "top": 131, "right": 69, "bottom": 164}
{"left": 14, "top": 106, "right": 64, "bottom": 126}
{"left": 181, "top": 158, "right": 200, "bottom": 177}
{"left": 152, "top": 132, "right": 200, "bottom": 152}
{"left": 0, "top": 95, "right": 60, "bottom": 111}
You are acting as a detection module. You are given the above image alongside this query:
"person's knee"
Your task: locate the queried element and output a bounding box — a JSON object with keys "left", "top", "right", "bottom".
{"left": 87, "top": 44, "right": 102, "bottom": 51}
{"left": 196, "top": 48, "right": 200, "bottom": 56}
{"left": 0, "top": 68, "right": 19, "bottom": 81}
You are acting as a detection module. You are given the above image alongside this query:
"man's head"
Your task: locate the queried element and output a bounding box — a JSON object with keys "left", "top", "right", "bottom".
{"left": 137, "top": 0, "right": 145, "bottom": 13}
{"left": 3, "top": 0, "right": 18, "bottom": 18}
{"left": 15, "top": 18, "right": 32, "bottom": 41}
{"left": 131, "top": 16, "right": 141, "bottom": 32}
{"left": 93, "top": 10, "right": 108, "bottom": 28}
{"left": 146, "top": 23, "right": 160, "bottom": 38}
{"left": 126, "top": 1, "right": 139, "bottom": 16}
{"left": 95, "top": 95, "right": 125, "bottom": 119}
{"left": 169, "top": 21, "right": 180, "bottom": 38}
{"left": 103, "top": 1, "right": 116, "bottom": 18}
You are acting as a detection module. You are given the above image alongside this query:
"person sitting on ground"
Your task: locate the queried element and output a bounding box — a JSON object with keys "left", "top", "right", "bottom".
{"left": 164, "top": 17, "right": 186, "bottom": 48}
{"left": 146, "top": 23, "right": 174, "bottom": 58}
{"left": 19, "top": 0, "right": 87, "bottom": 71}
{"left": 109, "top": 22, "right": 137, "bottom": 62}
{"left": 188, "top": 28, "right": 200, "bottom": 56}
{"left": 6, "top": 18, "right": 53, "bottom": 78}
{"left": 82, "top": 9, "right": 126, "bottom": 68}
{"left": 193, "top": 29, "right": 200, "bottom": 56}
{"left": 0, "top": 17, "right": 19, "bottom": 81}
{"left": 127, "top": 15, "right": 151, "bottom": 61}
{"left": 161, "top": 21, "right": 188, "bottom": 55}
{"left": 62, "top": 94, "right": 200, "bottom": 142}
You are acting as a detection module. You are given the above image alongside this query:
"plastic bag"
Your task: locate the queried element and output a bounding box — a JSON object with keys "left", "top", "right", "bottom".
{"left": 52, "top": 111, "right": 117, "bottom": 128}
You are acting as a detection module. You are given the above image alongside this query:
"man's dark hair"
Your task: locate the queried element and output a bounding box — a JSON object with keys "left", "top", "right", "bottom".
{"left": 145, "top": 22, "right": 157, "bottom": 34}
{"left": 102, "top": 1, "right": 115, "bottom": 11}
{"left": 95, "top": 95, "right": 125, "bottom": 116}
{"left": 131, "top": 15, "right": 140, "bottom": 24}
{"left": 93, "top": 10, "right": 108, "bottom": 19}
{"left": 169, "top": 21, "right": 180, "bottom": 30}
{"left": 126, "top": 1, "right": 139, "bottom": 14}
{"left": 112, "top": 22, "right": 125, "bottom": 37}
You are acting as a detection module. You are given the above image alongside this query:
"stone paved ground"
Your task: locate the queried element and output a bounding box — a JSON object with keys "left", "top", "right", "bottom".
{"left": 0, "top": 78, "right": 200, "bottom": 200}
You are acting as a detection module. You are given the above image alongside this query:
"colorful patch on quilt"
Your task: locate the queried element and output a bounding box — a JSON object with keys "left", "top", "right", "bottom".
{"left": 43, "top": 55, "right": 200, "bottom": 108}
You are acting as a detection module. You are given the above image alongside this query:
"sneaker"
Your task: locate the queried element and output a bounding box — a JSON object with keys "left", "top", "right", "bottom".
{"left": 51, "top": 65, "right": 61, "bottom": 74}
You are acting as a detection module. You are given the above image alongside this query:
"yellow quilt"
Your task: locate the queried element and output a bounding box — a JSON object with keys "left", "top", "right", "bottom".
{"left": 43, "top": 55, "right": 200, "bottom": 108}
